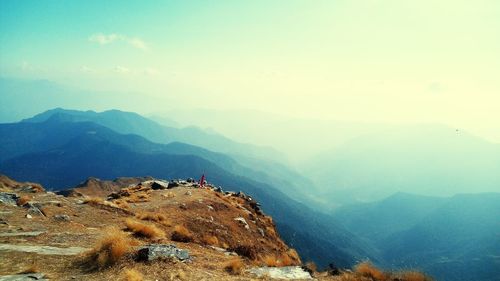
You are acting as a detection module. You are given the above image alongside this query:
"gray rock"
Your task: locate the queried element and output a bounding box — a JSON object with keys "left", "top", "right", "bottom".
{"left": 234, "top": 217, "right": 250, "bottom": 230}
{"left": 167, "top": 181, "right": 179, "bottom": 189}
{"left": 23, "top": 203, "right": 45, "bottom": 216}
{"left": 0, "top": 273, "right": 47, "bottom": 281}
{"left": 0, "top": 244, "right": 89, "bottom": 255}
{"left": 53, "top": 214, "right": 70, "bottom": 222}
{"left": 138, "top": 244, "right": 190, "bottom": 261}
{"left": 0, "top": 193, "right": 19, "bottom": 206}
{"left": 151, "top": 180, "right": 169, "bottom": 190}
{"left": 248, "top": 266, "right": 312, "bottom": 279}
{"left": 0, "top": 231, "right": 46, "bottom": 237}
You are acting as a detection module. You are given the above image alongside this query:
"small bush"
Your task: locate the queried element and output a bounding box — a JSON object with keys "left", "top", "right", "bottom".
{"left": 355, "top": 262, "right": 388, "bottom": 281}
{"left": 171, "top": 225, "right": 193, "bottom": 242}
{"left": 224, "top": 258, "right": 244, "bottom": 275}
{"left": 201, "top": 235, "right": 219, "bottom": 246}
{"left": 83, "top": 197, "right": 104, "bottom": 205}
{"left": 280, "top": 253, "right": 294, "bottom": 266}
{"left": 124, "top": 218, "right": 165, "bottom": 239}
{"left": 262, "top": 254, "right": 280, "bottom": 267}
{"left": 230, "top": 245, "right": 258, "bottom": 260}
{"left": 136, "top": 212, "right": 171, "bottom": 226}
{"left": 84, "top": 228, "right": 134, "bottom": 269}
{"left": 123, "top": 269, "right": 143, "bottom": 281}
{"left": 17, "top": 195, "right": 31, "bottom": 206}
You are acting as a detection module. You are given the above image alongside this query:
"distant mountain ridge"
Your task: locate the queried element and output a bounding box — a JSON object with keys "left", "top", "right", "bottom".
{"left": 0, "top": 110, "right": 375, "bottom": 268}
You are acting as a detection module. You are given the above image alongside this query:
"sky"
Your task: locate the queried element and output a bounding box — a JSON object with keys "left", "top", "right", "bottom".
{"left": 1, "top": 0, "right": 500, "bottom": 142}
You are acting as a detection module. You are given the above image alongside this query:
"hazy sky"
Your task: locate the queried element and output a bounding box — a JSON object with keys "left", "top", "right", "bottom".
{"left": 1, "top": 1, "right": 499, "bottom": 141}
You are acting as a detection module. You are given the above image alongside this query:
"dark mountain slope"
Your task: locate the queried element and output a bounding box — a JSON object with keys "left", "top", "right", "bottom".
{"left": 0, "top": 118, "right": 375, "bottom": 268}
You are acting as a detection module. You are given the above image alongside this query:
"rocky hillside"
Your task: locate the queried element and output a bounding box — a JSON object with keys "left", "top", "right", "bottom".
{"left": 0, "top": 175, "right": 433, "bottom": 281}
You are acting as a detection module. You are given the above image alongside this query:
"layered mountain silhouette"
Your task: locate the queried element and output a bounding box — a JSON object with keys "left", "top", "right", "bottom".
{"left": 333, "top": 192, "right": 500, "bottom": 281}
{"left": 0, "top": 109, "right": 374, "bottom": 268}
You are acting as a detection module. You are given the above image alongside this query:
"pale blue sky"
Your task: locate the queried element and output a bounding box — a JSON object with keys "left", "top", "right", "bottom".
{"left": 1, "top": 1, "right": 500, "bottom": 141}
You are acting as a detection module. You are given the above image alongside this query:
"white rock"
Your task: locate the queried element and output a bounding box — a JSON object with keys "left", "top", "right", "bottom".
{"left": 25, "top": 214, "right": 32, "bottom": 219}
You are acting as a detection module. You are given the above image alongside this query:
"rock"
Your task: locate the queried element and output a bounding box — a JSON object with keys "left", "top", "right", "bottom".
{"left": 138, "top": 244, "right": 190, "bottom": 261}
{"left": 258, "top": 228, "right": 265, "bottom": 237}
{"left": 25, "top": 214, "right": 32, "bottom": 219}
{"left": 23, "top": 203, "right": 45, "bottom": 216}
{"left": 214, "top": 187, "right": 223, "bottom": 193}
{"left": 0, "top": 244, "right": 89, "bottom": 255}
{"left": 185, "top": 191, "right": 192, "bottom": 196}
{"left": 0, "top": 193, "right": 19, "bottom": 206}
{"left": 0, "top": 231, "right": 46, "bottom": 237}
{"left": 186, "top": 178, "right": 194, "bottom": 183}
{"left": 167, "top": 181, "right": 179, "bottom": 189}
{"left": 18, "top": 185, "right": 43, "bottom": 193}
{"left": 249, "top": 266, "right": 312, "bottom": 280}
{"left": 179, "top": 203, "right": 187, "bottom": 210}
{"left": 234, "top": 217, "right": 250, "bottom": 230}
{"left": 207, "top": 205, "right": 214, "bottom": 211}
{"left": 151, "top": 180, "right": 169, "bottom": 190}
{"left": 0, "top": 273, "right": 47, "bottom": 281}
{"left": 53, "top": 214, "right": 70, "bottom": 222}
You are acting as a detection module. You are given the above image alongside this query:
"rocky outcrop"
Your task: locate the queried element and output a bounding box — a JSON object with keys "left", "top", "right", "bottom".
{"left": 137, "top": 244, "right": 190, "bottom": 261}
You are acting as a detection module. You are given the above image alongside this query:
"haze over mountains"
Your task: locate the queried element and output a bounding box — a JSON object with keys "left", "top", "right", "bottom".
{"left": 1, "top": 107, "right": 499, "bottom": 280}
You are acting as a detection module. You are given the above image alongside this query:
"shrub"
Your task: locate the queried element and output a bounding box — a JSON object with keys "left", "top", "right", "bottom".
{"left": 224, "top": 258, "right": 244, "bottom": 275}
{"left": 136, "top": 212, "right": 171, "bottom": 226}
{"left": 262, "top": 254, "right": 280, "bottom": 267}
{"left": 84, "top": 228, "right": 134, "bottom": 269}
{"left": 201, "top": 235, "right": 219, "bottom": 246}
{"left": 230, "top": 245, "right": 258, "bottom": 260}
{"left": 124, "top": 218, "right": 165, "bottom": 239}
{"left": 83, "top": 197, "right": 104, "bottom": 205}
{"left": 355, "top": 262, "right": 388, "bottom": 281}
{"left": 123, "top": 269, "right": 143, "bottom": 281}
{"left": 171, "top": 225, "right": 193, "bottom": 242}
{"left": 17, "top": 195, "right": 31, "bottom": 206}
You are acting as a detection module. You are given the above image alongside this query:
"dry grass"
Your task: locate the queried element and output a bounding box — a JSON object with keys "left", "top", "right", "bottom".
{"left": 84, "top": 227, "right": 135, "bottom": 269}
{"left": 224, "top": 258, "right": 244, "bottom": 275}
{"left": 171, "top": 225, "right": 194, "bottom": 242}
{"left": 122, "top": 269, "right": 143, "bottom": 281}
{"left": 262, "top": 254, "right": 280, "bottom": 267}
{"left": 287, "top": 248, "right": 300, "bottom": 261}
{"left": 201, "top": 234, "right": 219, "bottom": 246}
{"left": 114, "top": 199, "right": 130, "bottom": 209}
{"left": 136, "top": 211, "right": 171, "bottom": 226}
{"left": 162, "top": 191, "right": 176, "bottom": 198}
{"left": 124, "top": 218, "right": 165, "bottom": 239}
{"left": 83, "top": 196, "right": 104, "bottom": 205}
{"left": 355, "top": 262, "right": 388, "bottom": 281}
{"left": 17, "top": 195, "right": 31, "bottom": 206}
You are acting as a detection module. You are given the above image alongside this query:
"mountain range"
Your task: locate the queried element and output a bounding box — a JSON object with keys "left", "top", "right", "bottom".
{"left": 0, "top": 108, "right": 373, "bottom": 268}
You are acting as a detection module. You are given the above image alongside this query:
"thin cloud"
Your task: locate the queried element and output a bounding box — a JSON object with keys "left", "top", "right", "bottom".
{"left": 88, "top": 33, "right": 149, "bottom": 51}
{"left": 114, "top": 66, "right": 131, "bottom": 74}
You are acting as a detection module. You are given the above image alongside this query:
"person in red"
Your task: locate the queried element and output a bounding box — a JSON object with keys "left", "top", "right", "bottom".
{"left": 199, "top": 174, "right": 205, "bottom": 187}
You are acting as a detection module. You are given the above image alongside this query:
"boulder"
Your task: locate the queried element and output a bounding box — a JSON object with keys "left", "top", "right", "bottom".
{"left": 0, "top": 193, "right": 19, "bottom": 206}
{"left": 53, "top": 214, "right": 71, "bottom": 222}
{"left": 234, "top": 217, "right": 250, "bottom": 230}
{"left": 248, "top": 266, "right": 312, "bottom": 280}
{"left": 138, "top": 244, "right": 190, "bottom": 261}
{"left": 151, "top": 181, "right": 169, "bottom": 190}
{"left": 167, "top": 181, "right": 179, "bottom": 189}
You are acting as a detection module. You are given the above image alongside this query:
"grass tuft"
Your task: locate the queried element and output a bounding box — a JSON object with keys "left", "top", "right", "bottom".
{"left": 124, "top": 218, "right": 165, "bottom": 239}
{"left": 123, "top": 269, "right": 143, "bottom": 281}
{"left": 355, "top": 262, "right": 388, "bottom": 281}
{"left": 17, "top": 195, "right": 31, "bottom": 206}
{"left": 84, "top": 227, "right": 135, "bottom": 269}
{"left": 224, "top": 258, "right": 244, "bottom": 275}
{"left": 171, "top": 225, "right": 193, "bottom": 242}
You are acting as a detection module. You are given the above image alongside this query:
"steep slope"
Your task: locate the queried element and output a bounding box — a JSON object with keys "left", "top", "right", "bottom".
{"left": 303, "top": 125, "right": 500, "bottom": 206}
{"left": 0, "top": 118, "right": 375, "bottom": 268}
